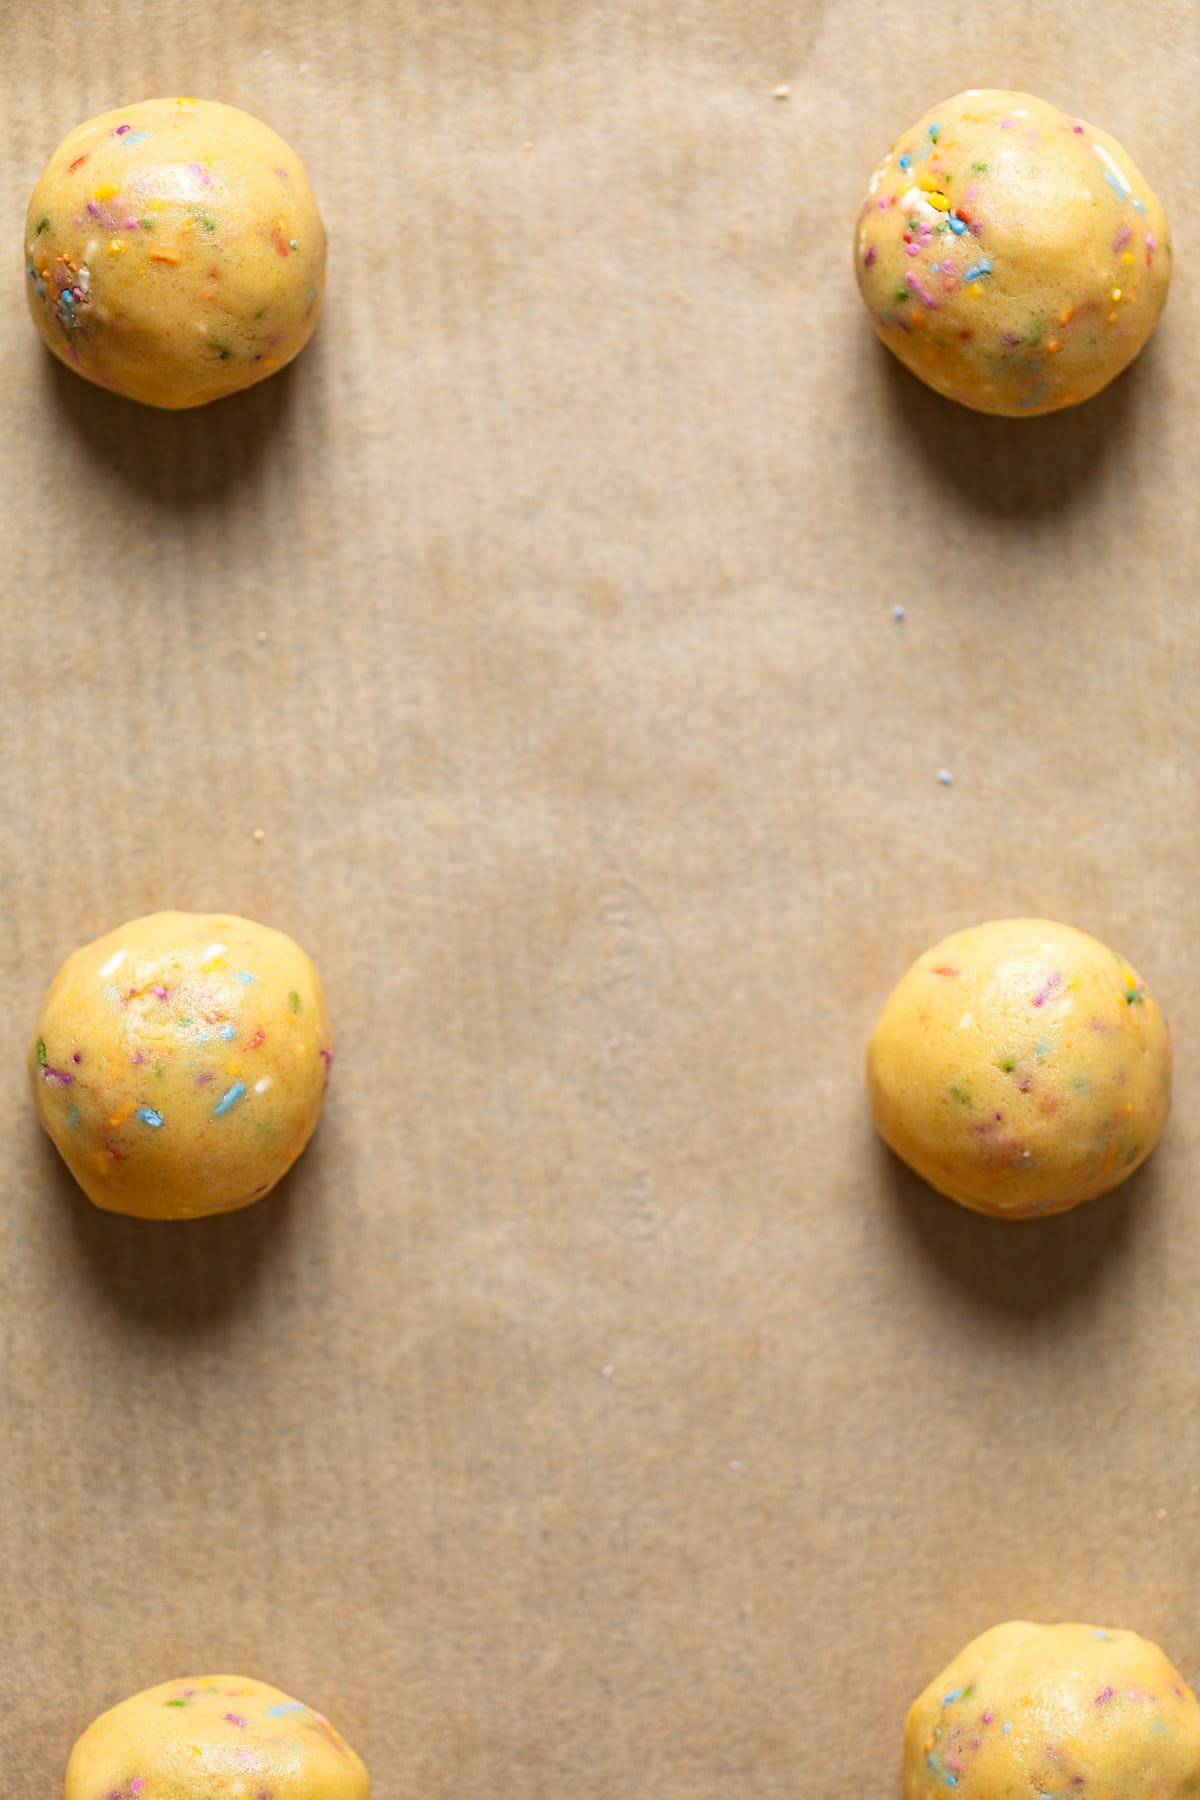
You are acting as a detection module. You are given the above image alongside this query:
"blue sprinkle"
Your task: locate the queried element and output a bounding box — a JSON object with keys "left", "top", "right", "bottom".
{"left": 234, "top": 970, "right": 256, "bottom": 983}
{"left": 1002, "top": 1722, "right": 1012, "bottom": 1734}
{"left": 266, "top": 1703, "right": 305, "bottom": 1717}
{"left": 943, "top": 1688, "right": 963, "bottom": 1705}
{"left": 35, "top": 282, "right": 45, "bottom": 296}
{"left": 1133, "top": 197, "right": 1145, "bottom": 213}
{"left": 965, "top": 258, "right": 992, "bottom": 282}
{"left": 221, "top": 1023, "right": 237, "bottom": 1040}
{"left": 928, "top": 123, "right": 940, "bottom": 136}
{"left": 944, "top": 1780, "right": 957, "bottom": 1791}
{"left": 122, "top": 131, "right": 151, "bottom": 147}
{"left": 137, "top": 1107, "right": 164, "bottom": 1128}
{"left": 61, "top": 291, "right": 73, "bottom": 306}
{"left": 213, "top": 1081, "right": 246, "bottom": 1117}
{"left": 67, "top": 1105, "right": 81, "bottom": 1131}
{"left": 1102, "top": 169, "right": 1128, "bottom": 201}
{"left": 1093, "top": 1630, "right": 1113, "bottom": 1640}
{"left": 899, "top": 153, "right": 912, "bottom": 169}
{"left": 948, "top": 215, "right": 966, "bottom": 234}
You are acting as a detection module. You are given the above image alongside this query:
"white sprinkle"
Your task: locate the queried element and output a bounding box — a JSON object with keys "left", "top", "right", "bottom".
{"left": 98, "top": 948, "right": 126, "bottom": 977}
{"left": 1092, "top": 142, "right": 1131, "bottom": 193}
{"left": 254, "top": 1077, "right": 271, "bottom": 1094}
{"left": 938, "top": 769, "right": 954, "bottom": 786}
{"left": 892, "top": 604, "right": 906, "bottom": 621}
{"left": 901, "top": 186, "right": 942, "bottom": 223}
{"left": 202, "top": 942, "right": 227, "bottom": 959}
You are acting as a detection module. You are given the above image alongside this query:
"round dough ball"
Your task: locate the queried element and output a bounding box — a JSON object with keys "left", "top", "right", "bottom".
{"left": 904, "top": 1621, "right": 1200, "bottom": 1799}
{"left": 24, "top": 97, "right": 325, "bottom": 408}
{"left": 64, "top": 1673, "right": 369, "bottom": 1800}
{"left": 30, "top": 911, "right": 333, "bottom": 1219}
{"left": 866, "top": 918, "right": 1171, "bottom": 1218}
{"left": 854, "top": 89, "right": 1171, "bottom": 415}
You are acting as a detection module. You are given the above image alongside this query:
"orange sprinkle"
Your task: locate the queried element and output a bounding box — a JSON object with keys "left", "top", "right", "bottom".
{"left": 1058, "top": 304, "right": 1074, "bottom": 325}
{"left": 95, "top": 1150, "right": 111, "bottom": 1177}
{"left": 108, "top": 1103, "right": 135, "bottom": 1128}
{"left": 1103, "top": 1145, "right": 1118, "bottom": 1173}
{"left": 150, "top": 249, "right": 180, "bottom": 265}
{"left": 1107, "top": 310, "right": 1119, "bottom": 324}
{"left": 68, "top": 154, "right": 88, "bottom": 171}
{"left": 1046, "top": 338, "right": 1061, "bottom": 353}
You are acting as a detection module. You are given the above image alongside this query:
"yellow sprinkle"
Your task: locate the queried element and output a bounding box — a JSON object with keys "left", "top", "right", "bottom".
{"left": 925, "top": 192, "right": 951, "bottom": 211}
{"left": 225, "top": 1061, "right": 242, "bottom": 1078}
{"left": 200, "top": 958, "right": 225, "bottom": 973}
{"left": 94, "top": 184, "right": 119, "bottom": 201}
{"left": 1122, "top": 251, "right": 1135, "bottom": 266}
{"left": 95, "top": 1151, "right": 110, "bottom": 1177}
{"left": 969, "top": 283, "right": 984, "bottom": 299}
{"left": 1111, "top": 286, "right": 1122, "bottom": 301}
{"left": 176, "top": 96, "right": 197, "bottom": 106}
{"left": 108, "top": 237, "right": 124, "bottom": 256}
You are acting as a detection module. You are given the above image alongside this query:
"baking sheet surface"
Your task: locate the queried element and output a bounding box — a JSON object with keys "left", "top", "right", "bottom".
{"left": 3, "top": 2, "right": 1200, "bottom": 1793}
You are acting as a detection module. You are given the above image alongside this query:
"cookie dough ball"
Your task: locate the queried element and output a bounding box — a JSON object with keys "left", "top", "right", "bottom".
{"left": 867, "top": 918, "right": 1171, "bottom": 1218}
{"left": 904, "top": 1621, "right": 1200, "bottom": 1798}
{"left": 855, "top": 89, "right": 1171, "bottom": 415}
{"left": 30, "top": 911, "right": 333, "bottom": 1219}
{"left": 65, "top": 1674, "right": 369, "bottom": 1800}
{"left": 24, "top": 97, "right": 325, "bottom": 408}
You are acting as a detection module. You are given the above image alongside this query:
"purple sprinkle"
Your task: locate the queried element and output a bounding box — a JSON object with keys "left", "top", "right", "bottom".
{"left": 72, "top": 1051, "right": 82, "bottom": 1063}
{"left": 1002, "top": 330, "right": 1021, "bottom": 346}
{"left": 1096, "top": 1686, "right": 1115, "bottom": 1706}
{"left": 864, "top": 245, "right": 876, "bottom": 266}
{"left": 86, "top": 201, "right": 102, "bottom": 217}
{"left": 43, "top": 1066, "right": 72, "bottom": 1085}
{"left": 225, "top": 1713, "right": 247, "bottom": 1728}
{"left": 1033, "top": 972, "right": 1063, "bottom": 1008}
{"left": 113, "top": 123, "right": 132, "bottom": 135}
{"left": 1114, "top": 225, "right": 1132, "bottom": 251}
{"left": 195, "top": 1071, "right": 214, "bottom": 1087}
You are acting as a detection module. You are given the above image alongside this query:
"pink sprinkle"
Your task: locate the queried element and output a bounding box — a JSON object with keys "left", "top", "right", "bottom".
{"left": 132, "top": 1052, "right": 145, "bottom": 1065}
{"left": 152, "top": 985, "right": 168, "bottom": 1000}
{"left": 225, "top": 1712, "right": 247, "bottom": 1727}
{"left": 905, "top": 243, "right": 920, "bottom": 256}
{"left": 1073, "top": 124, "right": 1084, "bottom": 133}
{"left": 1032, "top": 971, "right": 1063, "bottom": 1007}
{"left": 1001, "top": 119, "right": 1014, "bottom": 129}
{"left": 982, "top": 1710, "right": 993, "bottom": 1723}
{"left": 947, "top": 1759, "right": 964, "bottom": 1775}
{"left": 1114, "top": 226, "right": 1132, "bottom": 251}
{"left": 123, "top": 219, "right": 139, "bottom": 229}
{"left": 905, "top": 272, "right": 938, "bottom": 308}
{"left": 187, "top": 161, "right": 211, "bottom": 186}
{"left": 864, "top": 245, "right": 877, "bottom": 266}
{"left": 72, "top": 1051, "right": 82, "bottom": 1063}
{"left": 1095, "top": 1685, "right": 1115, "bottom": 1706}
{"left": 131, "top": 1783, "right": 144, "bottom": 1795}
{"left": 113, "top": 123, "right": 132, "bottom": 135}
{"left": 972, "top": 1738, "right": 981, "bottom": 1748}
{"left": 195, "top": 1071, "right": 214, "bottom": 1087}
{"left": 319, "top": 1046, "right": 334, "bottom": 1068}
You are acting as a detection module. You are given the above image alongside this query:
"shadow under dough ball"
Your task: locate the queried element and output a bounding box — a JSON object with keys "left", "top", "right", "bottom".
{"left": 24, "top": 97, "right": 325, "bottom": 407}
{"left": 30, "top": 911, "right": 333, "bottom": 1219}
{"left": 64, "top": 1675, "right": 369, "bottom": 1800}
{"left": 866, "top": 918, "right": 1172, "bottom": 1218}
{"left": 904, "top": 1621, "right": 1200, "bottom": 1797}
{"left": 854, "top": 89, "right": 1171, "bottom": 415}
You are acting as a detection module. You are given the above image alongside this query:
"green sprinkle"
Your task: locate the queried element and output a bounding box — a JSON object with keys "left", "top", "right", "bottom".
{"left": 998, "top": 1057, "right": 1016, "bottom": 1073}
{"left": 962, "top": 1684, "right": 976, "bottom": 1701}
{"left": 154, "top": 1063, "right": 166, "bottom": 1078}
{"left": 200, "top": 215, "right": 215, "bottom": 232}
{"left": 1125, "top": 984, "right": 1143, "bottom": 1005}
{"left": 288, "top": 989, "right": 302, "bottom": 1014}
{"left": 949, "top": 1085, "right": 972, "bottom": 1107}
{"left": 254, "top": 307, "right": 267, "bottom": 318}
{"left": 1074, "top": 1074, "right": 1091, "bottom": 1092}
{"left": 894, "top": 288, "right": 910, "bottom": 303}
{"left": 164, "top": 1698, "right": 188, "bottom": 1708}
{"left": 209, "top": 339, "right": 232, "bottom": 360}
{"left": 971, "top": 161, "right": 989, "bottom": 173}
{"left": 177, "top": 1016, "right": 192, "bottom": 1028}
{"left": 1125, "top": 1145, "right": 1141, "bottom": 1165}
{"left": 1028, "top": 323, "right": 1044, "bottom": 346}
{"left": 36, "top": 216, "right": 50, "bottom": 234}
{"left": 140, "top": 216, "right": 154, "bottom": 230}
{"left": 36, "top": 1036, "right": 47, "bottom": 1069}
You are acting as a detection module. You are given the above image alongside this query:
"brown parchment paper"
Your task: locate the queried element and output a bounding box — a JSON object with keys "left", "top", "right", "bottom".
{"left": 3, "top": 2, "right": 1200, "bottom": 1793}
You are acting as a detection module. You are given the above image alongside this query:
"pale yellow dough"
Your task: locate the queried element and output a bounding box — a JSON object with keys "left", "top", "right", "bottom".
{"left": 25, "top": 98, "right": 325, "bottom": 408}
{"left": 31, "top": 911, "right": 332, "bottom": 1219}
{"left": 855, "top": 89, "right": 1171, "bottom": 414}
{"left": 904, "top": 1621, "right": 1200, "bottom": 1798}
{"left": 64, "top": 1674, "right": 369, "bottom": 1800}
{"left": 867, "top": 918, "right": 1171, "bottom": 1218}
